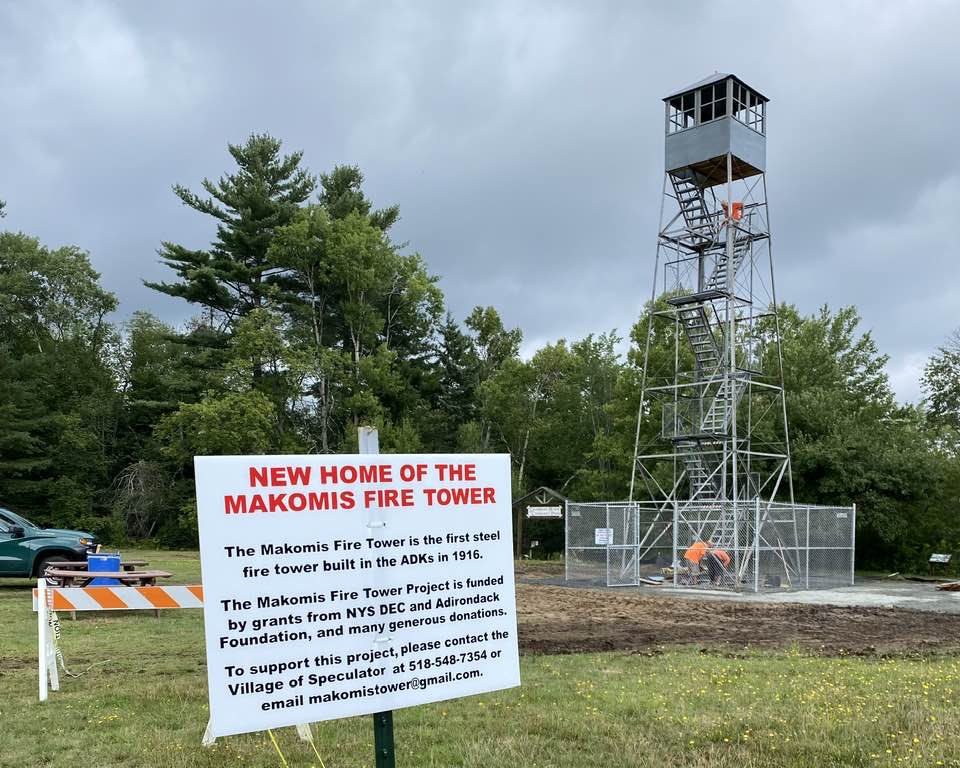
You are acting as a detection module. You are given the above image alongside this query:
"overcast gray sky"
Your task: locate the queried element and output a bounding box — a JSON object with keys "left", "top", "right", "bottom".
{"left": 2, "top": 0, "right": 958, "bottom": 402}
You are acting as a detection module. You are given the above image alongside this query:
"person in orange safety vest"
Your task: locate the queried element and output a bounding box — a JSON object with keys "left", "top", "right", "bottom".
{"left": 704, "top": 541, "right": 730, "bottom": 585}
{"left": 684, "top": 539, "right": 730, "bottom": 585}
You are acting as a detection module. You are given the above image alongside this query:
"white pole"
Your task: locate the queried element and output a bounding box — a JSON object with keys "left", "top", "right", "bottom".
{"left": 850, "top": 503, "right": 857, "bottom": 586}
{"left": 359, "top": 426, "right": 396, "bottom": 762}
{"left": 38, "top": 578, "right": 48, "bottom": 702}
{"left": 672, "top": 498, "right": 679, "bottom": 587}
{"left": 360, "top": 426, "right": 384, "bottom": 529}
{"left": 605, "top": 503, "right": 611, "bottom": 586}
{"left": 359, "top": 425, "right": 380, "bottom": 456}
{"left": 201, "top": 722, "right": 216, "bottom": 747}
{"left": 753, "top": 498, "right": 760, "bottom": 592}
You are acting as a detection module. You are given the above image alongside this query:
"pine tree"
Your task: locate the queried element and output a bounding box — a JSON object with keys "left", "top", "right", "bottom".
{"left": 434, "top": 314, "right": 480, "bottom": 446}
{"left": 319, "top": 165, "right": 399, "bottom": 231}
{"left": 147, "top": 133, "right": 315, "bottom": 323}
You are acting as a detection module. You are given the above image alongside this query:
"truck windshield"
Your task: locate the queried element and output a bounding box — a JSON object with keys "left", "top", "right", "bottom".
{"left": 0, "top": 508, "right": 38, "bottom": 529}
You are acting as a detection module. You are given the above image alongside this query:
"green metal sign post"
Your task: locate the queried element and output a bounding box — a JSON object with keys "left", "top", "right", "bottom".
{"left": 373, "top": 710, "right": 396, "bottom": 768}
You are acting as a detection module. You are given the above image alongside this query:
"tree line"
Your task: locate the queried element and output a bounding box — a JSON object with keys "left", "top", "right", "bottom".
{"left": 0, "top": 135, "right": 957, "bottom": 572}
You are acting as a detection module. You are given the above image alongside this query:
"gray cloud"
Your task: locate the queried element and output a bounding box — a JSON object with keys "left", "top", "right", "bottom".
{"left": 2, "top": 0, "right": 958, "bottom": 402}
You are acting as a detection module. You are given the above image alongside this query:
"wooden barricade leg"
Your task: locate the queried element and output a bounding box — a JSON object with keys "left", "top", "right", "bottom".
{"left": 38, "top": 579, "right": 48, "bottom": 702}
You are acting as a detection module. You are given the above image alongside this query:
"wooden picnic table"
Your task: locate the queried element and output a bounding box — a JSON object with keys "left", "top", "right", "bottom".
{"left": 43, "top": 569, "right": 172, "bottom": 587}
{"left": 46, "top": 559, "right": 148, "bottom": 572}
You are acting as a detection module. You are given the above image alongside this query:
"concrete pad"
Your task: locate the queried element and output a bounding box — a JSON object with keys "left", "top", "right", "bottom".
{"left": 540, "top": 576, "right": 960, "bottom": 614}
{"left": 649, "top": 579, "right": 960, "bottom": 614}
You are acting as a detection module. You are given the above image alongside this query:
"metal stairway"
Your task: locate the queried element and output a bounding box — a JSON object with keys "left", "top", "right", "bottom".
{"left": 700, "top": 376, "right": 748, "bottom": 434}
{"left": 676, "top": 440, "right": 721, "bottom": 500}
{"left": 675, "top": 447, "right": 738, "bottom": 549}
{"left": 714, "top": 516, "right": 736, "bottom": 550}
{"left": 677, "top": 305, "right": 721, "bottom": 372}
{"left": 705, "top": 236, "right": 751, "bottom": 292}
{"left": 670, "top": 173, "right": 718, "bottom": 243}
{"left": 668, "top": 172, "right": 756, "bottom": 525}
{"left": 674, "top": 377, "right": 749, "bottom": 501}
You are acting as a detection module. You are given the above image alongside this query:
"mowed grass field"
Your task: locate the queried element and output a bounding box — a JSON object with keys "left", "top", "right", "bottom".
{"left": 3, "top": 551, "right": 960, "bottom": 767}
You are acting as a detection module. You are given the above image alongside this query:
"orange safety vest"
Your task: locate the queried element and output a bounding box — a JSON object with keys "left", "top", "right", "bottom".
{"left": 713, "top": 549, "right": 731, "bottom": 567}
{"left": 684, "top": 541, "right": 708, "bottom": 564}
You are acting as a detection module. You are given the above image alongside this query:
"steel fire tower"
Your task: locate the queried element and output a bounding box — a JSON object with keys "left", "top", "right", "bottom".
{"left": 629, "top": 74, "right": 795, "bottom": 585}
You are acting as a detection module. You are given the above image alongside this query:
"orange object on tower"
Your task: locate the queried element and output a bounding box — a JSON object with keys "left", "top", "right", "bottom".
{"left": 722, "top": 201, "right": 743, "bottom": 221}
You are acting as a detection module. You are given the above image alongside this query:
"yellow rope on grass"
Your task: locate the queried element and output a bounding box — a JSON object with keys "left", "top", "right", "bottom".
{"left": 267, "top": 729, "right": 290, "bottom": 768}
{"left": 307, "top": 732, "right": 328, "bottom": 768}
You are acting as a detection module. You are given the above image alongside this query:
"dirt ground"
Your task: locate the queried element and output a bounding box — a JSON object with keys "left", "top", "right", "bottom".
{"left": 514, "top": 563, "right": 960, "bottom": 656}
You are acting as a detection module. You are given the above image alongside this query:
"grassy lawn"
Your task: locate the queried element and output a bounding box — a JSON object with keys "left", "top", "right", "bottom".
{"left": 2, "top": 550, "right": 960, "bottom": 767}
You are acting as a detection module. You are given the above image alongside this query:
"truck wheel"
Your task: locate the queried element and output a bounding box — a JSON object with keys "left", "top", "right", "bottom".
{"left": 34, "top": 555, "right": 63, "bottom": 584}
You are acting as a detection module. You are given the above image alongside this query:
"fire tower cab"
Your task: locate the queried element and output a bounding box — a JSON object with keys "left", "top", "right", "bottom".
{"left": 664, "top": 73, "right": 768, "bottom": 187}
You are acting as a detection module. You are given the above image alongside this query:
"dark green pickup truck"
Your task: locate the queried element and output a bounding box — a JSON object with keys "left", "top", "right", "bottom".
{"left": 0, "top": 507, "right": 97, "bottom": 577}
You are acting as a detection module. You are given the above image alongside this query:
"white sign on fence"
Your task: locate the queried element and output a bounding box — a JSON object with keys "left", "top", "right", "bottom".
{"left": 195, "top": 453, "right": 520, "bottom": 738}
{"left": 526, "top": 505, "right": 562, "bottom": 518}
{"left": 594, "top": 527, "right": 614, "bottom": 545}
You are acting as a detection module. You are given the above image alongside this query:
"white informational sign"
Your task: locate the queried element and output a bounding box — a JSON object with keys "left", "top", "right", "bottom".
{"left": 195, "top": 454, "right": 520, "bottom": 738}
{"left": 526, "top": 505, "right": 562, "bottom": 519}
{"left": 594, "top": 527, "right": 614, "bottom": 545}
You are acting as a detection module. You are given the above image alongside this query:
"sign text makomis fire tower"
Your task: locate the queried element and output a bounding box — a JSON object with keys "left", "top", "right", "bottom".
{"left": 630, "top": 74, "right": 797, "bottom": 586}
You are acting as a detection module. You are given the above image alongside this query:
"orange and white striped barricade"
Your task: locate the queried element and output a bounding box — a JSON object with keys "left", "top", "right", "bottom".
{"left": 31, "top": 581, "right": 316, "bottom": 744}
{"left": 32, "top": 584, "right": 204, "bottom": 613}
{"left": 33, "top": 582, "right": 204, "bottom": 702}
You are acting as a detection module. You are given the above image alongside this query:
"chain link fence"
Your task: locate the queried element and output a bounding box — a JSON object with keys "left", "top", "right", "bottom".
{"left": 565, "top": 500, "right": 855, "bottom": 592}
{"left": 565, "top": 502, "right": 675, "bottom": 586}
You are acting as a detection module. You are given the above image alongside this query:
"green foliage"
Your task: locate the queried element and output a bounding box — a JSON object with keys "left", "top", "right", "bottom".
{"left": 146, "top": 133, "right": 315, "bottom": 320}
{"left": 466, "top": 305, "right": 522, "bottom": 383}
{"left": 155, "top": 390, "right": 282, "bottom": 464}
{"left": 138, "top": 144, "right": 449, "bottom": 538}
{"left": 267, "top": 181, "right": 443, "bottom": 451}
{"left": 0, "top": 233, "right": 119, "bottom": 534}
{"left": 771, "top": 306, "right": 942, "bottom": 567}
{"left": 923, "top": 330, "right": 960, "bottom": 449}
{"left": 319, "top": 165, "right": 400, "bottom": 231}
{"left": 432, "top": 314, "right": 481, "bottom": 450}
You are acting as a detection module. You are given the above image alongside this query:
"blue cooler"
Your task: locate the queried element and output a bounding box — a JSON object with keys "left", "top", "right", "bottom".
{"left": 87, "top": 553, "right": 121, "bottom": 585}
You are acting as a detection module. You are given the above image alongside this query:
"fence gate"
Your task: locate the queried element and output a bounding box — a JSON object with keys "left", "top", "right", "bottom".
{"left": 606, "top": 504, "right": 640, "bottom": 586}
